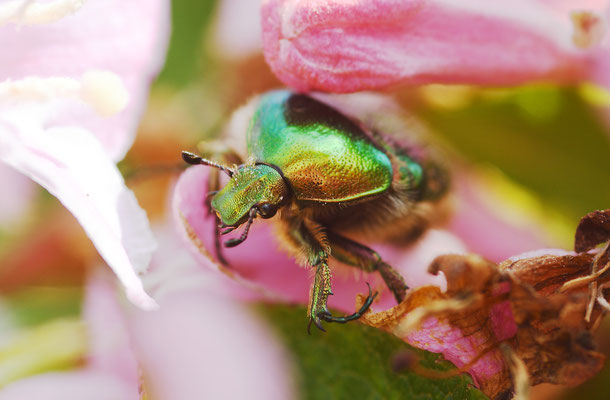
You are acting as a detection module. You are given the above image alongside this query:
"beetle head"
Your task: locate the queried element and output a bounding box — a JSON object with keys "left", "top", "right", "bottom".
{"left": 211, "top": 164, "right": 288, "bottom": 247}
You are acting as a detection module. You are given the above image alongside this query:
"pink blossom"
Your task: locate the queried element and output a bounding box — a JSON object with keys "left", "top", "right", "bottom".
{"left": 1, "top": 227, "right": 296, "bottom": 400}
{"left": 0, "top": 372, "right": 136, "bottom": 400}
{"left": 262, "top": 0, "right": 610, "bottom": 92}
{"left": 211, "top": 0, "right": 263, "bottom": 59}
{"left": 127, "top": 227, "right": 295, "bottom": 399}
{"left": 0, "top": 164, "right": 36, "bottom": 229}
{"left": 0, "top": 0, "right": 170, "bottom": 308}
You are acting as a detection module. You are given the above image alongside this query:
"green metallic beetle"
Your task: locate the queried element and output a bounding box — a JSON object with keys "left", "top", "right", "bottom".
{"left": 182, "top": 90, "right": 449, "bottom": 332}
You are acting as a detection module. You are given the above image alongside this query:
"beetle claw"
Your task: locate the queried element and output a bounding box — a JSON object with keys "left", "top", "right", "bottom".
{"left": 317, "top": 284, "right": 377, "bottom": 324}
{"left": 307, "top": 316, "right": 326, "bottom": 334}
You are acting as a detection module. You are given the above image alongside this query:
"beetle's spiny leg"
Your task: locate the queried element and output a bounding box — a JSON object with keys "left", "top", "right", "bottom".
{"left": 308, "top": 260, "right": 333, "bottom": 334}
{"left": 224, "top": 208, "right": 257, "bottom": 248}
{"left": 318, "top": 283, "right": 378, "bottom": 324}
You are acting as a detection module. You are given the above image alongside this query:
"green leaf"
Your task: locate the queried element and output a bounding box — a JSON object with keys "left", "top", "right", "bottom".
{"left": 155, "top": 0, "right": 217, "bottom": 87}
{"left": 416, "top": 87, "right": 610, "bottom": 223}
{"left": 259, "top": 304, "right": 488, "bottom": 400}
{"left": 5, "top": 287, "right": 82, "bottom": 327}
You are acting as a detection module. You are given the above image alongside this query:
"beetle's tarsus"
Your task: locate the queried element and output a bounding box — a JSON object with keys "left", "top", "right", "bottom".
{"left": 318, "top": 283, "right": 377, "bottom": 324}
{"left": 307, "top": 317, "right": 326, "bottom": 334}
{"left": 307, "top": 284, "right": 377, "bottom": 332}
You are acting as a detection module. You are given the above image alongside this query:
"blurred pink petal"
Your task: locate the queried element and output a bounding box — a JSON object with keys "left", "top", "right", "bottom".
{"left": 591, "top": 5, "right": 610, "bottom": 88}
{"left": 450, "top": 176, "right": 550, "bottom": 262}
{"left": 0, "top": 0, "right": 170, "bottom": 160}
{"left": 0, "top": 0, "right": 170, "bottom": 308}
{"left": 0, "top": 164, "right": 35, "bottom": 229}
{"left": 126, "top": 290, "right": 295, "bottom": 400}
{"left": 0, "top": 371, "right": 136, "bottom": 400}
{"left": 83, "top": 272, "right": 138, "bottom": 385}
{"left": 0, "top": 122, "right": 157, "bottom": 309}
{"left": 122, "top": 225, "right": 296, "bottom": 400}
{"left": 212, "top": 0, "right": 262, "bottom": 59}
{"left": 1, "top": 242, "right": 294, "bottom": 400}
{"left": 262, "top": 0, "right": 600, "bottom": 92}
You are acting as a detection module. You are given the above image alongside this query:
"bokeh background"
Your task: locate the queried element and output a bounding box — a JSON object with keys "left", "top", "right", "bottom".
{"left": 1, "top": 1, "right": 610, "bottom": 399}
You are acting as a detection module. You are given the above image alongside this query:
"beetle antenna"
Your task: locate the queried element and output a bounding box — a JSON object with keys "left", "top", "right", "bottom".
{"left": 224, "top": 209, "right": 256, "bottom": 248}
{"left": 182, "top": 151, "right": 235, "bottom": 177}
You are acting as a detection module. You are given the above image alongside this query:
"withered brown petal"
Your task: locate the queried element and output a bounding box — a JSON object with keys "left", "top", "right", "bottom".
{"left": 359, "top": 252, "right": 610, "bottom": 400}
{"left": 574, "top": 210, "right": 610, "bottom": 252}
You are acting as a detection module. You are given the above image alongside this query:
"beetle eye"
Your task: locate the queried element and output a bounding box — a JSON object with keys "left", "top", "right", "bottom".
{"left": 258, "top": 203, "right": 278, "bottom": 219}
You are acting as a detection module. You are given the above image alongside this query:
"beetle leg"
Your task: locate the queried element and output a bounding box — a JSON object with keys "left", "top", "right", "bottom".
{"left": 288, "top": 218, "right": 333, "bottom": 332}
{"left": 308, "top": 260, "right": 332, "bottom": 333}
{"left": 326, "top": 230, "right": 408, "bottom": 304}
{"left": 318, "top": 283, "right": 378, "bottom": 324}
{"left": 282, "top": 216, "right": 378, "bottom": 332}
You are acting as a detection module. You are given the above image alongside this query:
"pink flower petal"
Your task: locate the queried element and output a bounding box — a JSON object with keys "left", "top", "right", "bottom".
{"left": 591, "top": 5, "right": 610, "bottom": 88}
{"left": 126, "top": 291, "right": 296, "bottom": 400}
{"left": 0, "top": 0, "right": 170, "bottom": 161}
{"left": 0, "top": 0, "right": 170, "bottom": 308}
{"left": 123, "top": 226, "right": 296, "bottom": 400}
{"left": 405, "top": 316, "right": 506, "bottom": 386}
{"left": 83, "top": 271, "right": 139, "bottom": 384}
{"left": 212, "top": 0, "right": 263, "bottom": 59}
{"left": 450, "top": 176, "right": 550, "bottom": 262}
{"left": 262, "top": 0, "right": 593, "bottom": 92}
{"left": 0, "top": 371, "right": 136, "bottom": 400}
{"left": 0, "top": 163, "right": 36, "bottom": 228}
{"left": 0, "top": 120, "right": 157, "bottom": 309}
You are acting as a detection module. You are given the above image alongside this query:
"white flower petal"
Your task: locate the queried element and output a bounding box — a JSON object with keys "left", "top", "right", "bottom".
{"left": 0, "top": 113, "right": 157, "bottom": 309}
{"left": 0, "top": 0, "right": 170, "bottom": 161}
{"left": 0, "top": 163, "right": 36, "bottom": 228}
{"left": 0, "top": 371, "right": 136, "bottom": 400}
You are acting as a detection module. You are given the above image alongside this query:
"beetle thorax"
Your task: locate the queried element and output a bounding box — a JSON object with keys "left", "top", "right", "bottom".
{"left": 211, "top": 164, "right": 288, "bottom": 227}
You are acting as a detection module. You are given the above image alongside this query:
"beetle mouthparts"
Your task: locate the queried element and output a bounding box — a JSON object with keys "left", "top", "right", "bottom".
{"left": 221, "top": 227, "right": 236, "bottom": 235}
{"left": 223, "top": 208, "right": 257, "bottom": 248}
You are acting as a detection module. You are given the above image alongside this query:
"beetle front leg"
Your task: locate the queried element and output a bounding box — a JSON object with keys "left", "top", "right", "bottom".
{"left": 281, "top": 215, "right": 378, "bottom": 332}
{"left": 307, "top": 260, "right": 378, "bottom": 333}
{"left": 308, "top": 260, "right": 333, "bottom": 332}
